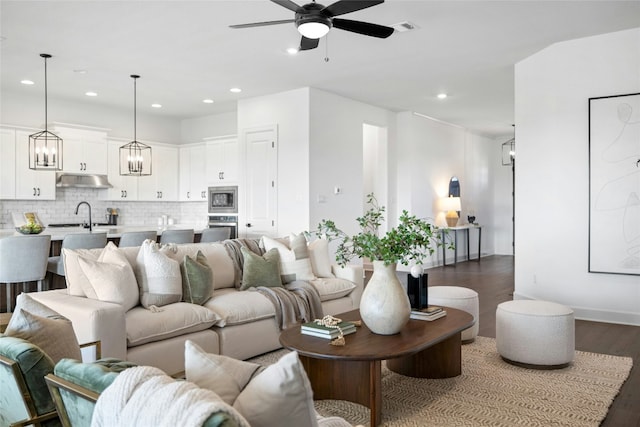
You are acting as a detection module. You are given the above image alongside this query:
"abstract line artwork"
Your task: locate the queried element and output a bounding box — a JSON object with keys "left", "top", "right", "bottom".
{"left": 589, "top": 93, "right": 640, "bottom": 275}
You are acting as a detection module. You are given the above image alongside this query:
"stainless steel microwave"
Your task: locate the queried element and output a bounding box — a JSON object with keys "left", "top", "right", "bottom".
{"left": 208, "top": 186, "right": 238, "bottom": 214}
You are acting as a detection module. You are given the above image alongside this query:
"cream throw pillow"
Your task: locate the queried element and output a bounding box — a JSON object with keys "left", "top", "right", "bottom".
{"left": 135, "top": 240, "right": 182, "bottom": 308}
{"left": 78, "top": 243, "right": 140, "bottom": 312}
{"left": 62, "top": 247, "right": 101, "bottom": 297}
{"left": 5, "top": 309, "right": 82, "bottom": 364}
{"left": 185, "top": 341, "right": 318, "bottom": 427}
{"left": 262, "top": 234, "right": 316, "bottom": 283}
{"left": 308, "top": 238, "right": 335, "bottom": 278}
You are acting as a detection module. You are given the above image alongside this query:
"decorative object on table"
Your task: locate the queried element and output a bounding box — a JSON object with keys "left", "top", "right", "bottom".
{"left": 16, "top": 224, "right": 45, "bottom": 235}
{"left": 14, "top": 212, "right": 45, "bottom": 234}
{"left": 588, "top": 92, "right": 640, "bottom": 276}
{"left": 301, "top": 316, "right": 357, "bottom": 344}
{"left": 410, "top": 305, "right": 447, "bottom": 321}
{"left": 106, "top": 208, "right": 119, "bottom": 225}
{"left": 467, "top": 214, "right": 476, "bottom": 225}
{"left": 119, "top": 75, "right": 152, "bottom": 176}
{"left": 315, "top": 193, "right": 444, "bottom": 335}
{"left": 407, "top": 271, "right": 428, "bottom": 310}
{"left": 441, "top": 196, "right": 462, "bottom": 227}
{"left": 29, "top": 53, "right": 63, "bottom": 171}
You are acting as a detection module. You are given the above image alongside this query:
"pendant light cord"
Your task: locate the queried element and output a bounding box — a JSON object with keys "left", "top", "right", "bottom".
{"left": 43, "top": 55, "right": 48, "bottom": 131}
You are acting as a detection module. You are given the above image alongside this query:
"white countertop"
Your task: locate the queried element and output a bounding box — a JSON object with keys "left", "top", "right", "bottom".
{"left": 0, "top": 224, "right": 207, "bottom": 240}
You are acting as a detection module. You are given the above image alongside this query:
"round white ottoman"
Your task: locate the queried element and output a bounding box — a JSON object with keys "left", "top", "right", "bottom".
{"left": 428, "top": 286, "right": 479, "bottom": 343}
{"left": 496, "top": 300, "right": 574, "bottom": 369}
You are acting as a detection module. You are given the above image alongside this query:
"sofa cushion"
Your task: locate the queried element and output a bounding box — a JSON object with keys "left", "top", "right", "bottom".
{"left": 263, "top": 234, "right": 315, "bottom": 283}
{"left": 239, "top": 247, "right": 282, "bottom": 290}
{"left": 204, "top": 288, "right": 275, "bottom": 327}
{"left": 78, "top": 242, "right": 139, "bottom": 311}
{"left": 125, "top": 303, "right": 220, "bottom": 347}
{"left": 135, "top": 240, "right": 182, "bottom": 308}
{"left": 309, "top": 277, "right": 356, "bottom": 302}
{"left": 181, "top": 250, "right": 214, "bottom": 305}
{"left": 308, "top": 238, "right": 335, "bottom": 278}
{"left": 185, "top": 341, "right": 318, "bottom": 427}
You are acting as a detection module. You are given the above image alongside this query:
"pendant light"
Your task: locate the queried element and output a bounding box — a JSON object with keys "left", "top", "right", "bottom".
{"left": 119, "top": 74, "right": 151, "bottom": 176}
{"left": 29, "top": 53, "right": 63, "bottom": 170}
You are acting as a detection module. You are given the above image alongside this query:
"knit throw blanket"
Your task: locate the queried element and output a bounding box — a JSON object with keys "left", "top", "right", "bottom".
{"left": 91, "top": 366, "right": 250, "bottom": 427}
{"left": 256, "top": 281, "right": 324, "bottom": 330}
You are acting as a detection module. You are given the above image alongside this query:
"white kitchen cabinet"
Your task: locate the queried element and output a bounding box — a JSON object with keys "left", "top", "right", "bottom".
{"left": 179, "top": 144, "right": 207, "bottom": 201}
{"left": 205, "top": 136, "right": 238, "bottom": 184}
{"left": 53, "top": 125, "right": 108, "bottom": 174}
{"left": 0, "top": 127, "right": 16, "bottom": 199}
{"left": 137, "top": 144, "right": 178, "bottom": 201}
{"left": 14, "top": 130, "right": 56, "bottom": 200}
{"left": 105, "top": 140, "right": 138, "bottom": 200}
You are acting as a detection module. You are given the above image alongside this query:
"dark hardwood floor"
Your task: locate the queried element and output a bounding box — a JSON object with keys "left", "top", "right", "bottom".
{"left": 382, "top": 255, "right": 639, "bottom": 427}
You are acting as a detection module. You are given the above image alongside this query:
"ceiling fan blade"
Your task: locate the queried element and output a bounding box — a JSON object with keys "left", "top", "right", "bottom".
{"left": 271, "top": 0, "right": 302, "bottom": 13}
{"left": 332, "top": 18, "right": 394, "bottom": 38}
{"left": 300, "top": 36, "right": 319, "bottom": 51}
{"left": 323, "top": 0, "right": 384, "bottom": 17}
{"left": 229, "top": 19, "right": 295, "bottom": 29}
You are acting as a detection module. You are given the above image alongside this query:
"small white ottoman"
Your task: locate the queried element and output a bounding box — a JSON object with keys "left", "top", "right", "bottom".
{"left": 428, "top": 286, "right": 479, "bottom": 343}
{"left": 496, "top": 300, "right": 575, "bottom": 369}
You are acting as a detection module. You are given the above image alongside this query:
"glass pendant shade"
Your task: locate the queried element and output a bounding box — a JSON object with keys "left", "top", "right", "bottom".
{"left": 120, "top": 74, "right": 151, "bottom": 176}
{"left": 297, "top": 21, "right": 330, "bottom": 39}
{"left": 29, "top": 54, "right": 63, "bottom": 171}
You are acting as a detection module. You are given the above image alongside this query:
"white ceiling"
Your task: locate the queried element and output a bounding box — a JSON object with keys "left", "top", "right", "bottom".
{"left": 1, "top": 0, "right": 638, "bottom": 138}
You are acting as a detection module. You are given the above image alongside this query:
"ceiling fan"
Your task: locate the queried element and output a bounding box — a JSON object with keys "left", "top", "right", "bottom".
{"left": 230, "top": 0, "right": 394, "bottom": 51}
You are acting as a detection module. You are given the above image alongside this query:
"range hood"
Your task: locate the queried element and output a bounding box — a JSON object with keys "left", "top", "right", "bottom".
{"left": 56, "top": 172, "right": 113, "bottom": 189}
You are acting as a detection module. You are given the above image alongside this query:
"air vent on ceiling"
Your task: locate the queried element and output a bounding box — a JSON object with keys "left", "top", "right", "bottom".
{"left": 391, "top": 21, "right": 418, "bottom": 33}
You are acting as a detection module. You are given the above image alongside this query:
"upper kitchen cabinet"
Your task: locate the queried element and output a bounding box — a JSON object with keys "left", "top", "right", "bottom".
{"left": 205, "top": 136, "right": 238, "bottom": 184}
{"left": 105, "top": 139, "right": 138, "bottom": 200}
{"left": 0, "top": 127, "right": 16, "bottom": 199}
{"left": 179, "top": 143, "right": 207, "bottom": 201}
{"left": 52, "top": 125, "right": 108, "bottom": 174}
{"left": 137, "top": 143, "right": 178, "bottom": 201}
{"left": 14, "top": 130, "right": 56, "bottom": 200}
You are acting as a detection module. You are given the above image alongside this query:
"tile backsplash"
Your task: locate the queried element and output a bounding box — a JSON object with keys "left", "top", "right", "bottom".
{"left": 0, "top": 188, "right": 208, "bottom": 229}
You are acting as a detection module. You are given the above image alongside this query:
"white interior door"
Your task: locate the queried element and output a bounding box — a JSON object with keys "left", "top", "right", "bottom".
{"left": 243, "top": 125, "right": 277, "bottom": 238}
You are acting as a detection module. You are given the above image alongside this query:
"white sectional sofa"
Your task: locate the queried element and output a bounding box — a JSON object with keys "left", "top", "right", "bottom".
{"left": 30, "top": 239, "right": 363, "bottom": 375}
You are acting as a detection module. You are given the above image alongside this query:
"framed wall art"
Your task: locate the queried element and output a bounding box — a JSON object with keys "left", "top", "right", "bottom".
{"left": 589, "top": 92, "right": 640, "bottom": 275}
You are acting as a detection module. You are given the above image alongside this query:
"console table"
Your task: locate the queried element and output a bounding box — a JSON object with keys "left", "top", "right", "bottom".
{"left": 441, "top": 225, "right": 482, "bottom": 266}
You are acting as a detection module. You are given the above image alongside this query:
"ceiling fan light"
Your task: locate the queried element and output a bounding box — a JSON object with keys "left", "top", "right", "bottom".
{"left": 297, "top": 21, "right": 330, "bottom": 39}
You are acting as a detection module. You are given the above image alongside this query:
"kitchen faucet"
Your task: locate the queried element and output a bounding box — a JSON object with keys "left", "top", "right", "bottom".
{"left": 75, "top": 201, "right": 92, "bottom": 232}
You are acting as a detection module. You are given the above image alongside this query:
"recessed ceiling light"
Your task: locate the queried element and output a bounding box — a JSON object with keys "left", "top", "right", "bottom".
{"left": 203, "top": 99, "right": 214, "bottom": 104}
{"left": 73, "top": 69, "right": 88, "bottom": 74}
{"left": 85, "top": 91, "right": 98, "bottom": 97}
{"left": 21, "top": 79, "right": 34, "bottom": 85}
{"left": 437, "top": 93, "right": 448, "bottom": 100}
{"left": 230, "top": 88, "right": 242, "bottom": 93}
{"left": 286, "top": 47, "right": 299, "bottom": 55}
{"left": 151, "top": 103, "right": 162, "bottom": 108}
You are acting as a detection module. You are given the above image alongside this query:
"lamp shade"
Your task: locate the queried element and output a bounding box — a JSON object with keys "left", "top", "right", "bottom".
{"left": 297, "top": 21, "right": 330, "bottom": 38}
{"left": 441, "top": 196, "right": 461, "bottom": 212}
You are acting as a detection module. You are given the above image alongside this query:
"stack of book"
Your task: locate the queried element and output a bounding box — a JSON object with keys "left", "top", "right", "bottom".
{"left": 301, "top": 320, "right": 357, "bottom": 339}
{"left": 410, "top": 306, "right": 447, "bottom": 321}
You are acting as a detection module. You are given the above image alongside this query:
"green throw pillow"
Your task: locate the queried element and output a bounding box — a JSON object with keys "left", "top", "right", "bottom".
{"left": 240, "top": 247, "right": 282, "bottom": 290}
{"left": 181, "top": 250, "right": 214, "bottom": 305}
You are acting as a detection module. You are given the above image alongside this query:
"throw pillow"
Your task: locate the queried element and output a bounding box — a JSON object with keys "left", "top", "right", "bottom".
{"left": 184, "top": 340, "right": 263, "bottom": 405}
{"left": 135, "top": 240, "right": 182, "bottom": 308}
{"left": 62, "top": 247, "right": 101, "bottom": 297}
{"left": 181, "top": 250, "right": 214, "bottom": 305}
{"left": 77, "top": 257, "right": 140, "bottom": 312}
{"left": 7, "top": 293, "right": 61, "bottom": 328}
{"left": 262, "top": 234, "right": 316, "bottom": 283}
{"left": 308, "top": 238, "right": 335, "bottom": 278}
{"left": 239, "top": 247, "right": 282, "bottom": 290}
{"left": 5, "top": 309, "right": 81, "bottom": 364}
{"left": 185, "top": 341, "right": 318, "bottom": 427}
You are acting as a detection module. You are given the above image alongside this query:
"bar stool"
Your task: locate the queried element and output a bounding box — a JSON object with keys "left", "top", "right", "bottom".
{"left": 0, "top": 234, "right": 51, "bottom": 312}
{"left": 118, "top": 230, "right": 158, "bottom": 247}
{"left": 160, "top": 229, "right": 194, "bottom": 244}
{"left": 46, "top": 233, "right": 108, "bottom": 279}
{"left": 199, "top": 228, "right": 231, "bottom": 243}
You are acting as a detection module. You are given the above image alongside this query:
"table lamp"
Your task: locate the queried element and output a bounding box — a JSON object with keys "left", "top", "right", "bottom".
{"left": 442, "top": 196, "right": 461, "bottom": 227}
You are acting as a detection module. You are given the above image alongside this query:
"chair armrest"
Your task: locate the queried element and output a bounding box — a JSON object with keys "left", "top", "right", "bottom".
{"left": 331, "top": 264, "right": 364, "bottom": 307}
{"left": 80, "top": 341, "right": 102, "bottom": 360}
{"left": 29, "top": 290, "right": 126, "bottom": 362}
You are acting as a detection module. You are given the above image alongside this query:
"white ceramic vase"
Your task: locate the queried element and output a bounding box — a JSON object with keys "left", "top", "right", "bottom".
{"left": 359, "top": 261, "right": 411, "bottom": 335}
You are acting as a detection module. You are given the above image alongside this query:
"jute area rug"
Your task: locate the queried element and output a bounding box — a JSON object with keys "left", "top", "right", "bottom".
{"left": 249, "top": 336, "right": 632, "bottom": 427}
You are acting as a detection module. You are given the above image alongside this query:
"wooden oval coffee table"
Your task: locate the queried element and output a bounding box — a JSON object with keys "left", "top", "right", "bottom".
{"left": 280, "top": 308, "right": 474, "bottom": 427}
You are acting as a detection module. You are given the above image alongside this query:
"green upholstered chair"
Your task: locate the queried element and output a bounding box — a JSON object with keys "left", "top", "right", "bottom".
{"left": 45, "top": 359, "right": 243, "bottom": 427}
{"left": 0, "top": 335, "right": 60, "bottom": 427}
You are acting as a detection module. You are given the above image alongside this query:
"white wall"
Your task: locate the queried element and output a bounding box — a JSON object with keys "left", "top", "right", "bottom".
{"left": 180, "top": 111, "right": 237, "bottom": 143}
{"left": 0, "top": 90, "right": 181, "bottom": 144}
{"left": 515, "top": 28, "right": 640, "bottom": 325}
{"left": 237, "top": 88, "right": 310, "bottom": 235}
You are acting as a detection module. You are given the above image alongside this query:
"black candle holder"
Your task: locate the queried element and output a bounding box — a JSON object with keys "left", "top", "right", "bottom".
{"left": 407, "top": 273, "right": 428, "bottom": 309}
